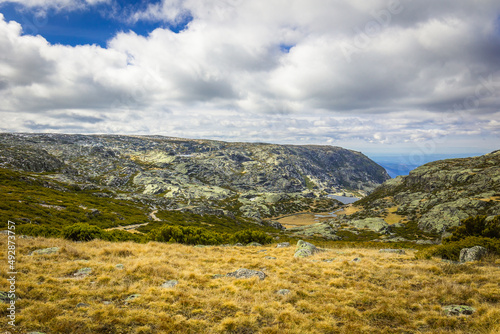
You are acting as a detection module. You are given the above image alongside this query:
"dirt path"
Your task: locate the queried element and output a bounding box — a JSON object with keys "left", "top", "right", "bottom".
{"left": 149, "top": 209, "right": 162, "bottom": 221}
{"left": 107, "top": 209, "right": 162, "bottom": 233}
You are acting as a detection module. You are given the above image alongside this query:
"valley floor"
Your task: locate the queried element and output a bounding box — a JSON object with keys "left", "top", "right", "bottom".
{"left": 1, "top": 237, "right": 500, "bottom": 334}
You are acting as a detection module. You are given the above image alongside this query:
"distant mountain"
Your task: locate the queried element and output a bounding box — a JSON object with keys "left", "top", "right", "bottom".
{"left": 371, "top": 153, "right": 485, "bottom": 178}
{"left": 0, "top": 133, "right": 389, "bottom": 226}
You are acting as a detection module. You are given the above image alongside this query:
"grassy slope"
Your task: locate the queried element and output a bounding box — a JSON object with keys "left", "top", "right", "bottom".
{"left": 0, "top": 168, "right": 275, "bottom": 239}
{"left": 0, "top": 168, "right": 150, "bottom": 230}
{"left": 1, "top": 237, "right": 500, "bottom": 334}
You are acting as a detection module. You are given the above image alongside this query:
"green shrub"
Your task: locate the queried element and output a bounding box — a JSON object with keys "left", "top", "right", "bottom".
{"left": 148, "top": 226, "right": 273, "bottom": 245}
{"left": 104, "top": 230, "right": 145, "bottom": 243}
{"left": 230, "top": 229, "right": 273, "bottom": 245}
{"left": 445, "top": 215, "right": 500, "bottom": 242}
{"left": 149, "top": 225, "right": 226, "bottom": 245}
{"left": 16, "top": 224, "right": 60, "bottom": 238}
{"left": 416, "top": 236, "right": 500, "bottom": 261}
{"left": 62, "top": 223, "right": 105, "bottom": 241}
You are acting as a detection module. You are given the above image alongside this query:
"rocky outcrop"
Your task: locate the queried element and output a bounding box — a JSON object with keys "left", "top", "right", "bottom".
{"left": 0, "top": 133, "right": 389, "bottom": 223}
{"left": 357, "top": 151, "right": 500, "bottom": 234}
{"left": 459, "top": 246, "right": 488, "bottom": 262}
{"left": 294, "top": 240, "right": 322, "bottom": 258}
{"left": 346, "top": 218, "right": 389, "bottom": 234}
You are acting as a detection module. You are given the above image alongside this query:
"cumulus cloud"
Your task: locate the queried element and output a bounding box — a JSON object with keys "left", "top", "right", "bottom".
{"left": 0, "top": 0, "right": 499, "bottom": 154}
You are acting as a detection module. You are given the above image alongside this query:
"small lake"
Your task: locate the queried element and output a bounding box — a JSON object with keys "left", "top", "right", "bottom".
{"left": 328, "top": 195, "right": 360, "bottom": 204}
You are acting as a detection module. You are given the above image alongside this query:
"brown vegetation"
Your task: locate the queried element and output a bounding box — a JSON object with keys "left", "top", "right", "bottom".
{"left": 1, "top": 237, "right": 500, "bottom": 333}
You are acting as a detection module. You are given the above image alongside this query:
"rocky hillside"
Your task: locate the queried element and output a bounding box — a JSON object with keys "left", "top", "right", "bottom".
{"left": 0, "top": 133, "right": 389, "bottom": 225}
{"left": 355, "top": 150, "right": 500, "bottom": 234}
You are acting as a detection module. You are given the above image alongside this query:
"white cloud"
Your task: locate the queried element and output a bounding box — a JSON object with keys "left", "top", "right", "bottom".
{"left": 0, "top": 0, "right": 110, "bottom": 11}
{"left": 0, "top": 0, "right": 499, "bottom": 154}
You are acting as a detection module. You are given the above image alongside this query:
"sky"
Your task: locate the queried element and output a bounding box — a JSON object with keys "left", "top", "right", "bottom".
{"left": 0, "top": 0, "right": 499, "bottom": 158}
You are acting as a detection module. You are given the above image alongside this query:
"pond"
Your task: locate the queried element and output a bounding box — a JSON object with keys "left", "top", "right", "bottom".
{"left": 327, "top": 195, "right": 360, "bottom": 204}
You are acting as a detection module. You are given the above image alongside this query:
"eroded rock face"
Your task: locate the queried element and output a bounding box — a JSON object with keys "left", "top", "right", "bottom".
{"left": 459, "top": 246, "right": 488, "bottom": 262}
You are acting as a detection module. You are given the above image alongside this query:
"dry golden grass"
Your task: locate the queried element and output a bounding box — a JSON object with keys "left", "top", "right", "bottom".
{"left": 278, "top": 213, "right": 333, "bottom": 228}
{"left": 1, "top": 237, "right": 500, "bottom": 333}
{"left": 335, "top": 205, "right": 362, "bottom": 216}
{"left": 384, "top": 206, "right": 407, "bottom": 225}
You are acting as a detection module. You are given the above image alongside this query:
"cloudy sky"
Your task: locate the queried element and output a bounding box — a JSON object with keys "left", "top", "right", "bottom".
{"left": 0, "top": 0, "right": 499, "bottom": 156}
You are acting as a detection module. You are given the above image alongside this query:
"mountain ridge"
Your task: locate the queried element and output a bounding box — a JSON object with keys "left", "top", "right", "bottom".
{"left": 0, "top": 133, "right": 390, "bottom": 226}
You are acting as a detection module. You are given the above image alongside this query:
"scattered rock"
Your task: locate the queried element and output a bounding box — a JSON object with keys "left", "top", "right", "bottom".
{"left": 74, "top": 268, "right": 92, "bottom": 278}
{"left": 352, "top": 258, "right": 362, "bottom": 263}
{"left": 415, "top": 240, "right": 436, "bottom": 245}
{"left": 235, "top": 243, "right": 244, "bottom": 247}
{"left": 442, "top": 305, "right": 476, "bottom": 316}
{"left": 125, "top": 294, "right": 141, "bottom": 303}
{"left": 103, "top": 301, "right": 112, "bottom": 305}
{"left": 322, "top": 258, "right": 335, "bottom": 263}
{"left": 115, "top": 264, "right": 125, "bottom": 270}
{"left": 212, "top": 274, "right": 224, "bottom": 279}
{"left": 76, "top": 302, "right": 90, "bottom": 308}
{"left": 0, "top": 291, "right": 16, "bottom": 303}
{"left": 276, "top": 289, "right": 291, "bottom": 295}
{"left": 247, "top": 242, "right": 262, "bottom": 246}
{"left": 226, "top": 268, "right": 266, "bottom": 280}
{"left": 294, "top": 240, "right": 321, "bottom": 258}
{"left": 276, "top": 242, "right": 290, "bottom": 248}
{"left": 379, "top": 249, "right": 406, "bottom": 255}
{"left": 459, "top": 246, "right": 488, "bottom": 262}
{"left": 160, "top": 280, "right": 178, "bottom": 288}
{"left": 265, "top": 256, "right": 277, "bottom": 260}
{"left": 347, "top": 218, "right": 390, "bottom": 234}
{"left": 30, "top": 247, "right": 60, "bottom": 256}
{"left": 268, "top": 220, "right": 286, "bottom": 230}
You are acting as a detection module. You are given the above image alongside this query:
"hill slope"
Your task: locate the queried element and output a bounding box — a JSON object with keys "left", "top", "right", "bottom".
{"left": 0, "top": 133, "right": 389, "bottom": 231}
{"left": 356, "top": 150, "right": 500, "bottom": 234}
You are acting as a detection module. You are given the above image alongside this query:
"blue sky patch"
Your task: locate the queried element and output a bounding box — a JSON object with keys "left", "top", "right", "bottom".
{"left": 0, "top": 0, "right": 191, "bottom": 47}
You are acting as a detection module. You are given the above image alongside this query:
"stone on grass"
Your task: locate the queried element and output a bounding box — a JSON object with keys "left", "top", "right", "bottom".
{"left": 277, "top": 289, "right": 291, "bottom": 296}
{"left": 76, "top": 302, "right": 90, "bottom": 308}
{"left": 459, "top": 246, "right": 487, "bottom": 262}
{"left": 30, "top": 247, "right": 60, "bottom": 256}
{"left": 160, "top": 280, "right": 178, "bottom": 288}
{"left": 294, "top": 240, "right": 321, "bottom": 258}
{"left": 265, "top": 256, "right": 277, "bottom": 260}
{"left": 276, "top": 242, "right": 290, "bottom": 248}
{"left": 247, "top": 242, "right": 262, "bottom": 247}
{"left": 226, "top": 268, "right": 266, "bottom": 280}
{"left": 115, "top": 264, "right": 125, "bottom": 270}
{"left": 212, "top": 274, "right": 224, "bottom": 279}
{"left": 125, "top": 294, "right": 141, "bottom": 303}
{"left": 352, "top": 257, "right": 362, "bottom": 263}
{"left": 379, "top": 249, "right": 406, "bottom": 255}
{"left": 0, "top": 291, "right": 17, "bottom": 303}
{"left": 74, "top": 268, "right": 92, "bottom": 278}
{"left": 443, "top": 305, "right": 476, "bottom": 316}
